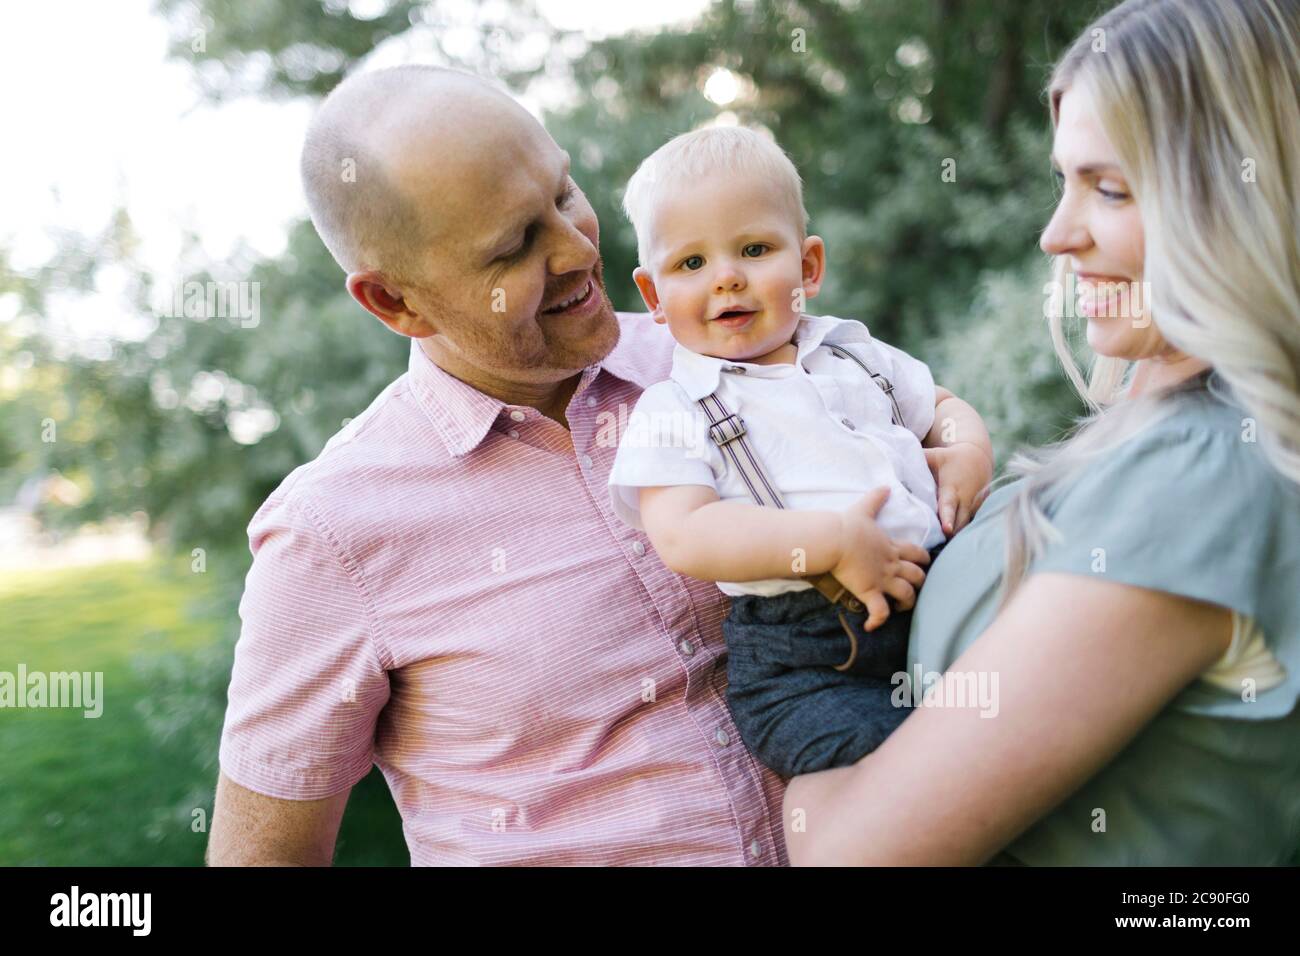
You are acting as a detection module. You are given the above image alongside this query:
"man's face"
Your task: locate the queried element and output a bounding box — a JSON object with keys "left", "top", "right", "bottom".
{"left": 387, "top": 99, "right": 620, "bottom": 384}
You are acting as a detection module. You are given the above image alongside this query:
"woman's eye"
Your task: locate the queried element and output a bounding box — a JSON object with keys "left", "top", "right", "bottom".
{"left": 1098, "top": 184, "right": 1130, "bottom": 201}
{"left": 558, "top": 181, "right": 577, "bottom": 208}
{"left": 742, "top": 243, "right": 768, "bottom": 257}
{"left": 681, "top": 255, "right": 704, "bottom": 271}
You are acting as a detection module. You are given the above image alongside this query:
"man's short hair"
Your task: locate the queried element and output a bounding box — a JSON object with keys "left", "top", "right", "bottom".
{"left": 621, "top": 124, "right": 810, "bottom": 267}
{"left": 299, "top": 65, "right": 462, "bottom": 282}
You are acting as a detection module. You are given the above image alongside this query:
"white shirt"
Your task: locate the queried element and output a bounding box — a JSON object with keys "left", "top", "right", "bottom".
{"left": 607, "top": 313, "right": 945, "bottom": 597}
{"left": 1202, "top": 613, "right": 1287, "bottom": 694}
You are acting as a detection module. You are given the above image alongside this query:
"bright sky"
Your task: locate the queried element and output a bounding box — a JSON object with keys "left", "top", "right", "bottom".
{"left": 0, "top": 0, "right": 708, "bottom": 340}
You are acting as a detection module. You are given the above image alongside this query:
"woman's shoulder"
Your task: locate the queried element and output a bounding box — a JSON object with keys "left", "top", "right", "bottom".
{"left": 1069, "top": 379, "right": 1296, "bottom": 510}
{"left": 1144, "top": 378, "right": 1260, "bottom": 441}
{"left": 1033, "top": 377, "right": 1300, "bottom": 717}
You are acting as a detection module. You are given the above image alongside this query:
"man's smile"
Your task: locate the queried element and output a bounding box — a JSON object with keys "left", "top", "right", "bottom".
{"left": 541, "top": 277, "right": 599, "bottom": 317}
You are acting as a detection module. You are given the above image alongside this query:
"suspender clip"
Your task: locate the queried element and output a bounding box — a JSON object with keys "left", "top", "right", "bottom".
{"left": 706, "top": 413, "right": 748, "bottom": 447}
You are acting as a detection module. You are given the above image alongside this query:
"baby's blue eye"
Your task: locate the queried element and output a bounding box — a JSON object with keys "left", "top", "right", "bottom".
{"left": 742, "top": 243, "right": 767, "bottom": 257}
{"left": 682, "top": 255, "right": 704, "bottom": 271}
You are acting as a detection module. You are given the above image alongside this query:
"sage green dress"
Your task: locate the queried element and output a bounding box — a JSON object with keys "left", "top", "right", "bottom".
{"left": 909, "top": 377, "right": 1300, "bottom": 865}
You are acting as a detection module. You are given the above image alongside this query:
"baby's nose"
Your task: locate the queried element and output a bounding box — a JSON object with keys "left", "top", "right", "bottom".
{"left": 713, "top": 267, "right": 746, "bottom": 292}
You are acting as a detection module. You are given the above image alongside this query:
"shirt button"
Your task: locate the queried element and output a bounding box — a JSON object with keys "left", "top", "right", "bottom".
{"left": 679, "top": 639, "right": 695, "bottom": 656}
{"left": 580, "top": 453, "right": 593, "bottom": 469}
{"left": 509, "top": 410, "right": 526, "bottom": 422}
{"left": 507, "top": 429, "right": 520, "bottom": 439}
{"left": 714, "top": 727, "right": 731, "bottom": 747}
{"left": 584, "top": 395, "right": 597, "bottom": 408}
{"left": 631, "top": 540, "right": 645, "bottom": 556}
{"left": 840, "top": 417, "right": 856, "bottom": 430}
{"left": 749, "top": 839, "right": 763, "bottom": 859}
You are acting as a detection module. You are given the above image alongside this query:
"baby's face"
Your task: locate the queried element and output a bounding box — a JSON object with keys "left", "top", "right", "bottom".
{"left": 633, "top": 171, "right": 824, "bottom": 363}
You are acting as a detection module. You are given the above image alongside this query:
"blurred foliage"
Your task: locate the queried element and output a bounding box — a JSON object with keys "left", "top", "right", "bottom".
{"left": 153, "top": 0, "right": 425, "bottom": 100}
{"left": 3, "top": 216, "right": 409, "bottom": 553}
{"left": 3, "top": 0, "right": 1099, "bottom": 557}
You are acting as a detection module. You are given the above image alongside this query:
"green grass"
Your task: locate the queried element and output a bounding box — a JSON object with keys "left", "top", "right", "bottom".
{"left": 0, "top": 558, "right": 407, "bottom": 866}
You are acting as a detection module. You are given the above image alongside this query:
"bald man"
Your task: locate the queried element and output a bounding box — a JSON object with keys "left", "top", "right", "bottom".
{"left": 208, "top": 66, "right": 789, "bottom": 866}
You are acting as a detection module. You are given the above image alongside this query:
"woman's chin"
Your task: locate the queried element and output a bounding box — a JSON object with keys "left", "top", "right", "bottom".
{"left": 1084, "top": 315, "right": 1137, "bottom": 358}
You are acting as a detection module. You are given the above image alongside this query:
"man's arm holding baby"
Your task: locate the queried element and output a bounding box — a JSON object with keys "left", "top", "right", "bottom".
{"left": 921, "top": 385, "right": 994, "bottom": 535}
{"left": 639, "top": 484, "right": 928, "bottom": 630}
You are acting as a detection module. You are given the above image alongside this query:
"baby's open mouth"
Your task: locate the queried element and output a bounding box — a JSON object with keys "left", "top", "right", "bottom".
{"left": 712, "top": 309, "right": 757, "bottom": 328}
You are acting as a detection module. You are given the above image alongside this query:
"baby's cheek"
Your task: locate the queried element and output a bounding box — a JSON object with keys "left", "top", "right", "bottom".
{"left": 666, "top": 285, "right": 705, "bottom": 320}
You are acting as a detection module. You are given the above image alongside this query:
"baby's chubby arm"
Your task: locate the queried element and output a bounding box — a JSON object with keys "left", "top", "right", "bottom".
{"left": 639, "top": 484, "right": 929, "bottom": 631}
{"left": 921, "top": 385, "right": 994, "bottom": 535}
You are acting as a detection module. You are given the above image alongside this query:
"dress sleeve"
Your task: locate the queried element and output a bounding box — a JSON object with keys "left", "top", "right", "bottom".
{"left": 218, "top": 493, "right": 391, "bottom": 798}
{"left": 1029, "top": 409, "right": 1300, "bottom": 718}
{"left": 606, "top": 381, "right": 723, "bottom": 531}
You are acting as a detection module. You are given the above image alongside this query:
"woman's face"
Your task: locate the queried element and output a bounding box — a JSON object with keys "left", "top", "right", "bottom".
{"left": 1040, "top": 84, "right": 1168, "bottom": 360}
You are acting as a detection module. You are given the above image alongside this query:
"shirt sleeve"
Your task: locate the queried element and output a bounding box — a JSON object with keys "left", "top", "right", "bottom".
{"left": 1029, "top": 409, "right": 1300, "bottom": 719}
{"left": 607, "top": 380, "right": 722, "bottom": 531}
{"left": 218, "top": 493, "right": 391, "bottom": 799}
{"left": 866, "top": 337, "right": 937, "bottom": 442}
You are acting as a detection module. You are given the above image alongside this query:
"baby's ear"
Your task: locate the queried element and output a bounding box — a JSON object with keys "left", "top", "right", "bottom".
{"left": 632, "top": 267, "right": 664, "bottom": 321}
{"left": 800, "top": 236, "right": 826, "bottom": 299}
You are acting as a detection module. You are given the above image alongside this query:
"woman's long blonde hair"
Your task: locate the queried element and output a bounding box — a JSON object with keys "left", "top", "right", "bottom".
{"left": 1000, "top": 0, "right": 1300, "bottom": 602}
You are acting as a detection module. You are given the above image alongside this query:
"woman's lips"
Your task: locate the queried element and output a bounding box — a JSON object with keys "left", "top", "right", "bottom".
{"left": 1075, "top": 274, "right": 1133, "bottom": 318}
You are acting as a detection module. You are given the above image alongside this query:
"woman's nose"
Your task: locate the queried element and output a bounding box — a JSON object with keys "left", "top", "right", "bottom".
{"left": 1040, "top": 199, "right": 1090, "bottom": 256}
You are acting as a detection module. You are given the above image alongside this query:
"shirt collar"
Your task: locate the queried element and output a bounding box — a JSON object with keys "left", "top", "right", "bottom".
{"left": 668, "top": 313, "right": 873, "bottom": 401}
{"left": 404, "top": 339, "right": 505, "bottom": 457}
{"left": 404, "top": 332, "right": 652, "bottom": 458}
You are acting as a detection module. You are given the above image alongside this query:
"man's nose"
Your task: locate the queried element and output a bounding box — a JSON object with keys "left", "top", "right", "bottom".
{"left": 713, "top": 262, "right": 746, "bottom": 294}
{"left": 547, "top": 217, "right": 598, "bottom": 277}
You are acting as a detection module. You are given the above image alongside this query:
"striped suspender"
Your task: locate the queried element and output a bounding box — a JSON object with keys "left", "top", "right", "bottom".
{"left": 698, "top": 392, "right": 788, "bottom": 510}
{"left": 824, "top": 343, "right": 905, "bottom": 430}
{"left": 694, "top": 342, "right": 906, "bottom": 514}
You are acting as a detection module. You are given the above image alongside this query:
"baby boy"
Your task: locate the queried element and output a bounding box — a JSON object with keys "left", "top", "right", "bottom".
{"left": 607, "top": 125, "right": 993, "bottom": 777}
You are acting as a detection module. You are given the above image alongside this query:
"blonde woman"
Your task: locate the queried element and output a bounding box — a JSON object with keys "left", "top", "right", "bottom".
{"left": 784, "top": 0, "right": 1300, "bottom": 865}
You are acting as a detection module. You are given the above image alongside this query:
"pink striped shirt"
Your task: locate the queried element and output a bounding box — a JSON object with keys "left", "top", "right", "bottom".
{"left": 218, "top": 312, "right": 789, "bottom": 866}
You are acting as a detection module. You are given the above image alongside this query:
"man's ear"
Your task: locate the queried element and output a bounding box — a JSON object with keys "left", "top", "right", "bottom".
{"left": 800, "top": 236, "right": 827, "bottom": 301}
{"left": 632, "top": 267, "right": 667, "bottom": 324}
{"left": 346, "top": 271, "right": 436, "bottom": 338}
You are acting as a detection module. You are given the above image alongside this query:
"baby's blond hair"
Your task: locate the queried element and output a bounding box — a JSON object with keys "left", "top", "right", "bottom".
{"left": 622, "top": 125, "right": 809, "bottom": 267}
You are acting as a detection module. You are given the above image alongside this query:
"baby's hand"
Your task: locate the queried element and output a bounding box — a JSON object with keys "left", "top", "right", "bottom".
{"left": 831, "top": 487, "right": 930, "bottom": 632}
{"left": 924, "top": 443, "right": 993, "bottom": 536}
